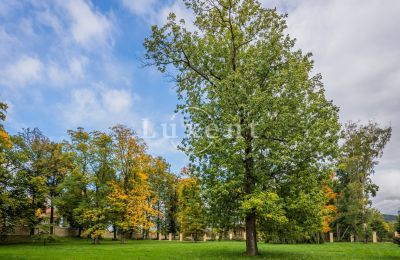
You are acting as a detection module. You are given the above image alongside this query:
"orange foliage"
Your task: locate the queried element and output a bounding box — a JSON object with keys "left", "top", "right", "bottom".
{"left": 322, "top": 172, "right": 338, "bottom": 233}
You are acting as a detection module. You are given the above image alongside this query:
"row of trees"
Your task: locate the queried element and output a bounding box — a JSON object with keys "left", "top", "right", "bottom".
{"left": 0, "top": 106, "right": 395, "bottom": 246}
{"left": 0, "top": 102, "right": 185, "bottom": 243}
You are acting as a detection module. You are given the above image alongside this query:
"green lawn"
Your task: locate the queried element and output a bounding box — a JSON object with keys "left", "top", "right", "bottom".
{"left": 0, "top": 239, "right": 399, "bottom": 259}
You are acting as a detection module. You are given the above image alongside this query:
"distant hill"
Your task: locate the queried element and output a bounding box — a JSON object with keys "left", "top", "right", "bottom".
{"left": 383, "top": 214, "right": 398, "bottom": 222}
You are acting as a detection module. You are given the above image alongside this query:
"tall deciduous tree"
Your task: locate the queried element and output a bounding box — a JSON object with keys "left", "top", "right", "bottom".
{"left": 335, "top": 121, "right": 391, "bottom": 242}
{"left": 61, "top": 129, "right": 115, "bottom": 243}
{"left": 108, "top": 125, "right": 157, "bottom": 243}
{"left": 144, "top": 0, "right": 339, "bottom": 255}
{"left": 12, "top": 128, "right": 50, "bottom": 235}
{"left": 43, "top": 142, "right": 73, "bottom": 235}
{"left": 62, "top": 128, "right": 93, "bottom": 236}
{"left": 55, "top": 167, "right": 86, "bottom": 234}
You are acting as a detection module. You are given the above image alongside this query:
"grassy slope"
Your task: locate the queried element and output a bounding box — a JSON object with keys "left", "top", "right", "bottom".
{"left": 0, "top": 239, "right": 399, "bottom": 259}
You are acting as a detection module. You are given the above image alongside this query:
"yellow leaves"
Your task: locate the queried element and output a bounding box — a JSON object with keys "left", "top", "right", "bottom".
{"left": 321, "top": 175, "right": 338, "bottom": 233}
{"left": 0, "top": 103, "right": 11, "bottom": 162}
{"left": 89, "top": 229, "right": 104, "bottom": 239}
{"left": 136, "top": 170, "right": 148, "bottom": 182}
{"left": 35, "top": 208, "right": 43, "bottom": 218}
{"left": 383, "top": 222, "right": 390, "bottom": 232}
{"left": 324, "top": 185, "right": 337, "bottom": 201}
{"left": 108, "top": 178, "right": 159, "bottom": 233}
{"left": 322, "top": 204, "right": 337, "bottom": 233}
{"left": 178, "top": 177, "right": 198, "bottom": 190}
{"left": 0, "top": 129, "right": 12, "bottom": 149}
{"left": 83, "top": 225, "right": 104, "bottom": 239}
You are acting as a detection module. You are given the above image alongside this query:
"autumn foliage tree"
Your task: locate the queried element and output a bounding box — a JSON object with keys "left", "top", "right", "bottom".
{"left": 107, "top": 125, "right": 158, "bottom": 243}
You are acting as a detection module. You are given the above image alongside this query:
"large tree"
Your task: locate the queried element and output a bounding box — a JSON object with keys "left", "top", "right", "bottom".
{"left": 335, "top": 121, "right": 391, "bottom": 242}
{"left": 59, "top": 128, "right": 93, "bottom": 237}
{"left": 59, "top": 128, "right": 116, "bottom": 243}
{"left": 144, "top": 0, "right": 339, "bottom": 255}
{"left": 11, "top": 128, "right": 50, "bottom": 235}
{"left": 43, "top": 142, "right": 73, "bottom": 235}
{"left": 108, "top": 125, "right": 157, "bottom": 243}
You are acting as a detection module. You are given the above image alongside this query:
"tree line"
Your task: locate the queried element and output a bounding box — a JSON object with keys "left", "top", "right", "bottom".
{"left": 0, "top": 103, "right": 190, "bottom": 243}
{"left": 1, "top": 100, "right": 395, "bottom": 246}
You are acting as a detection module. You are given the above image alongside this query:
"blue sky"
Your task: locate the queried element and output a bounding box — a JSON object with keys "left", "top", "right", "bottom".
{"left": 1, "top": 0, "right": 400, "bottom": 214}
{"left": 0, "top": 0, "right": 191, "bottom": 173}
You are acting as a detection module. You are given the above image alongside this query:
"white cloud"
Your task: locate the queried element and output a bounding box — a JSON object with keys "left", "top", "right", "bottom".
{"left": 0, "top": 0, "right": 117, "bottom": 89}
{"left": 1, "top": 56, "right": 43, "bottom": 87}
{"left": 0, "top": 28, "right": 18, "bottom": 59}
{"left": 60, "top": 0, "right": 113, "bottom": 48}
{"left": 68, "top": 56, "right": 88, "bottom": 79}
{"left": 121, "top": 0, "right": 157, "bottom": 17}
{"left": 122, "top": 0, "right": 194, "bottom": 28}
{"left": 59, "top": 85, "right": 139, "bottom": 129}
{"left": 138, "top": 116, "right": 182, "bottom": 155}
{"left": 36, "top": 8, "right": 64, "bottom": 36}
{"left": 0, "top": 1, "right": 21, "bottom": 17}
{"left": 47, "top": 62, "right": 70, "bottom": 84}
{"left": 372, "top": 170, "right": 400, "bottom": 215}
{"left": 1, "top": 55, "right": 89, "bottom": 89}
{"left": 101, "top": 88, "right": 133, "bottom": 113}
{"left": 146, "top": 136, "right": 181, "bottom": 155}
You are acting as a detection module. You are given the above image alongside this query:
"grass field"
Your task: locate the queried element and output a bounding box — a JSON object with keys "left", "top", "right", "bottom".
{"left": 0, "top": 239, "right": 399, "bottom": 259}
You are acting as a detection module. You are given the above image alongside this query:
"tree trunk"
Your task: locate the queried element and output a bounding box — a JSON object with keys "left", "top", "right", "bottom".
{"left": 113, "top": 225, "right": 117, "bottom": 241}
{"left": 31, "top": 193, "right": 35, "bottom": 236}
{"left": 336, "top": 223, "right": 340, "bottom": 242}
{"left": 246, "top": 211, "right": 258, "bottom": 256}
{"left": 78, "top": 226, "right": 82, "bottom": 237}
{"left": 242, "top": 123, "right": 258, "bottom": 256}
{"left": 50, "top": 205, "right": 54, "bottom": 235}
{"left": 157, "top": 201, "right": 160, "bottom": 240}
